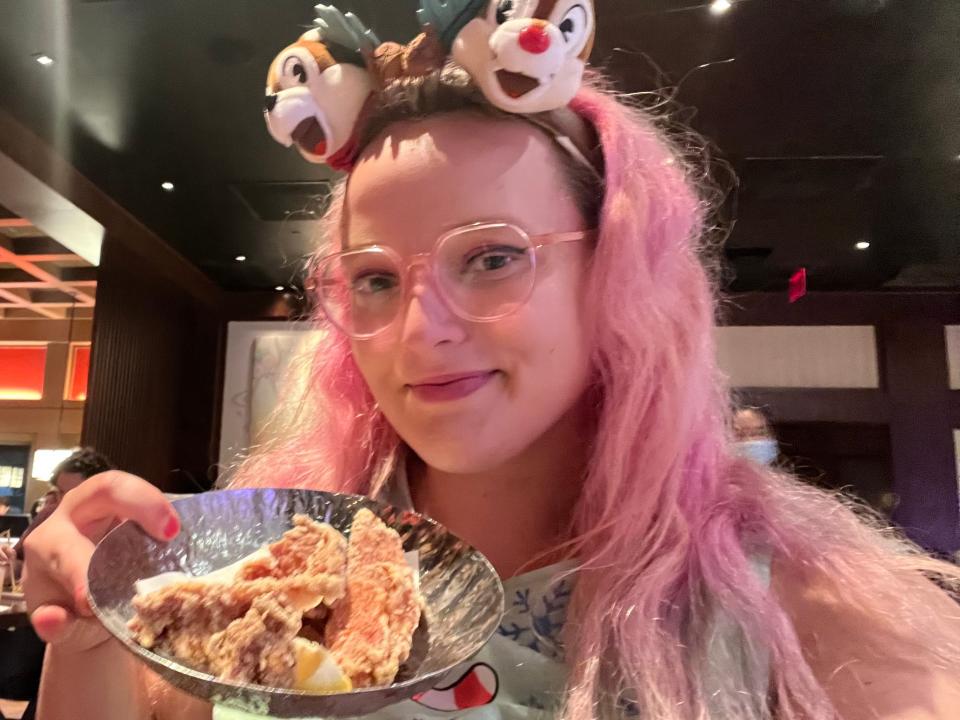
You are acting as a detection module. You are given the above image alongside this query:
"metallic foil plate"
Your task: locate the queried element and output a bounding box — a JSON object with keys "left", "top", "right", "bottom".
{"left": 87, "top": 488, "right": 504, "bottom": 718}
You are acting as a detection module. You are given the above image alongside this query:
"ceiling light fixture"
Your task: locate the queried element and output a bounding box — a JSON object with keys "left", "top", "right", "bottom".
{"left": 274, "top": 285, "right": 285, "bottom": 292}
{"left": 33, "top": 53, "right": 55, "bottom": 66}
{"left": 709, "top": 0, "right": 733, "bottom": 15}
{"left": 235, "top": 255, "right": 247, "bottom": 262}
{"left": 161, "top": 181, "right": 175, "bottom": 192}
{"left": 855, "top": 241, "right": 870, "bottom": 250}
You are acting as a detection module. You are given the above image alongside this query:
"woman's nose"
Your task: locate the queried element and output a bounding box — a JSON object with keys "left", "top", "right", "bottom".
{"left": 399, "top": 277, "right": 467, "bottom": 347}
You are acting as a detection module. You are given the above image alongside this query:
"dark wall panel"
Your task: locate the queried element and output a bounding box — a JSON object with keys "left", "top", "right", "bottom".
{"left": 729, "top": 291, "right": 960, "bottom": 555}
{"left": 82, "top": 238, "right": 224, "bottom": 493}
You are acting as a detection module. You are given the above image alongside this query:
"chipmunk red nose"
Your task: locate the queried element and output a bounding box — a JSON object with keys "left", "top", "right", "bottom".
{"left": 518, "top": 23, "right": 551, "bottom": 54}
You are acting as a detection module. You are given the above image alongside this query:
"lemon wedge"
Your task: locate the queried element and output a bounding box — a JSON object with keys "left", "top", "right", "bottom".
{"left": 292, "top": 638, "right": 352, "bottom": 693}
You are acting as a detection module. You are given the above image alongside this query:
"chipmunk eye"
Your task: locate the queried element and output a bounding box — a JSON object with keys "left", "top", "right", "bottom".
{"left": 282, "top": 56, "right": 308, "bottom": 84}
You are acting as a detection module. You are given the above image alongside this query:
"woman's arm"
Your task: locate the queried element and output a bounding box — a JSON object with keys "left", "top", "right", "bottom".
{"left": 37, "top": 621, "right": 154, "bottom": 720}
{"left": 37, "top": 620, "right": 211, "bottom": 720}
{"left": 146, "top": 668, "right": 213, "bottom": 720}
{"left": 773, "top": 557, "right": 960, "bottom": 720}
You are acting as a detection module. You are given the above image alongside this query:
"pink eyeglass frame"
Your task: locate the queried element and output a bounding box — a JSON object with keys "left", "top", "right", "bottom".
{"left": 315, "top": 221, "right": 596, "bottom": 339}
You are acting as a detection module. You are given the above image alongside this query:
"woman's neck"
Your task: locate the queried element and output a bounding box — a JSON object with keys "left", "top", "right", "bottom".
{"left": 408, "top": 405, "right": 591, "bottom": 579}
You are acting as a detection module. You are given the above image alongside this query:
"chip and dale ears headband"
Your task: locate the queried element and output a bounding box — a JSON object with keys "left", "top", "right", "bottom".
{"left": 264, "top": 0, "right": 599, "bottom": 173}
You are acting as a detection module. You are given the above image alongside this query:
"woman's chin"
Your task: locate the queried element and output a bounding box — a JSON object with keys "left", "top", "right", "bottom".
{"left": 408, "top": 439, "right": 516, "bottom": 476}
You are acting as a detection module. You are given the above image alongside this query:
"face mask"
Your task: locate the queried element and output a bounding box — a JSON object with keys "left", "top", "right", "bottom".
{"left": 736, "top": 439, "right": 779, "bottom": 466}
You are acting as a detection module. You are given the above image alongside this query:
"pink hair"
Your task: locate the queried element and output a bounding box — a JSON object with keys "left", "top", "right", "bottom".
{"left": 233, "top": 80, "right": 960, "bottom": 719}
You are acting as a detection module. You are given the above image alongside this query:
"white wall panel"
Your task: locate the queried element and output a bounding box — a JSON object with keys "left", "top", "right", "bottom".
{"left": 716, "top": 325, "right": 879, "bottom": 388}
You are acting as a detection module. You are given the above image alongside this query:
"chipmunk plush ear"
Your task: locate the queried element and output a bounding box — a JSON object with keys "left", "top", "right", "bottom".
{"left": 450, "top": 0, "right": 596, "bottom": 114}
{"left": 263, "top": 5, "right": 380, "bottom": 169}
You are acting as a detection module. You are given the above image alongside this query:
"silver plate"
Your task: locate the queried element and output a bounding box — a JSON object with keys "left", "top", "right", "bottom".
{"left": 87, "top": 488, "right": 504, "bottom": 718}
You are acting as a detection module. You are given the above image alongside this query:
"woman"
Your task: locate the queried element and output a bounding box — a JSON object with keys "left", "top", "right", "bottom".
{"left": 21, "top": 56, "right": 960, "bottom": 720}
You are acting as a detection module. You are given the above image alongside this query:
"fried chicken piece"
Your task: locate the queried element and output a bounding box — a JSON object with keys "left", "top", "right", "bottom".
{"left": 239, "top": 515, "right": 348, "bottom": 603}
{"left": 129, "top": 515, "right": 348, "bottom": 682}
{"left": 324, "top": 509, "right": 421, "bottom": 688}
{"left": 207, "top": 593, "right": 302, "bottom": 687}
{"left": 325, "top": 563, "right": 420, "bottom": 687}
{"left": 130, "top": 512, "right": 421, "bottom": 690}
{"left": 346, "top": 508, "right": 407, "bottom": 568}
{"left": 129, "top": 580, "right": 245, "bottom": 653}
{"left": 129, "top": 575, "right": 334, "bottom": 655}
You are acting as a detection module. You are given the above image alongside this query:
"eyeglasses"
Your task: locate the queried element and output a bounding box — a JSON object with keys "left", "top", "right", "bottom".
{"left": 315, "top": 222, "right": 594, "bottom": 339}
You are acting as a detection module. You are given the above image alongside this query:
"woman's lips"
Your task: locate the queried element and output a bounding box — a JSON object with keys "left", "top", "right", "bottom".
{"left": 408, "top": 371, "right": 497, "bottom": 402}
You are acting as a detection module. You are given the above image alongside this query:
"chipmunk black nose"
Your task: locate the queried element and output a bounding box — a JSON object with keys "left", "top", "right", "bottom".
{"left": 264, "top": 94, "right": 278, "bottom": 112}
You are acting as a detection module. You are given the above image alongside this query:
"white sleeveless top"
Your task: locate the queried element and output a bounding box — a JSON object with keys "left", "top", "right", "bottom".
{"left": 214, "top": 469, "right": 771, "bottom": 719}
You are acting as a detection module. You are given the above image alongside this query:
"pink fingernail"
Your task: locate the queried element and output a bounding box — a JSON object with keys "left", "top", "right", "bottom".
{"left": 163, "top": 515, "right": 180, "bottom": 540}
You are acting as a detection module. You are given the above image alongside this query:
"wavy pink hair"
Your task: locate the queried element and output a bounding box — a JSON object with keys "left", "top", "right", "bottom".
{"left": 233, "top": 78, "right": 960, "bottom": 719}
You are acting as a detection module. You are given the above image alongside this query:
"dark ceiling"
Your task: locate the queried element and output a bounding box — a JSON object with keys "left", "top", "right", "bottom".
{"left": 0, "top": 0, "right": 957, "bottom": 292}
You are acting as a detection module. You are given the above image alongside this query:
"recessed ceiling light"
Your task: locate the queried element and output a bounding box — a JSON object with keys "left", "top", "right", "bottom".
{"left": 33, "top": 54, "right": 54, "bottom": 66}
{"left": 855, "top": 241, "right": 870, "bottom": 250}
{"left": 709, "top": 0, "right": 733, "bottom": 15}
{"left": 235, "top": 255, "right": 247, "bottom": 262}
{"left": 274, "top": 285, "right": 285, "bottom": 292}
{"left": 161, "top": 181, "right": 175, "bottom": 192}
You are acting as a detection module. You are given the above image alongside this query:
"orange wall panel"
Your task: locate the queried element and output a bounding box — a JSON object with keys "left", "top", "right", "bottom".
{"left": 0, "top": 346, "right": 46, "bottom": 400}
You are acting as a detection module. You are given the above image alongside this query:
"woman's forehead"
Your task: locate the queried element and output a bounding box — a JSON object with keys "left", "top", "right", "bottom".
{"left": 343, "top": 114, "right": 579, "bottom": 246}
{"left": 351, "top": 114, "right": 556, "bottom": 189}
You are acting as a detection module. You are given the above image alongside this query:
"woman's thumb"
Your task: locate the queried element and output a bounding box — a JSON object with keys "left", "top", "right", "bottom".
{"left": 31, "top": 604, "right": 75, "bottom": 643}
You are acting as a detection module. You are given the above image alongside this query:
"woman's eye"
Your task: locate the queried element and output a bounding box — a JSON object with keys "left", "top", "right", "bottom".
{"left": 463, "top": 247, "right": 526, "bottom": 276}
{"left": 351, "top": 273, "right": 398, "bottom": 295}
{"left": 480, "top": 254, "right": 511, "bottom": 271}
{"left": 495, "top": 0, "right": 514, "bottom": 24}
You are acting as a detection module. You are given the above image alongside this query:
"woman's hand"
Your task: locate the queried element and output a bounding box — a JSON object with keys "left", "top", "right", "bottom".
{"left": 21, "top": 471, "right": 180, "bottom": 650}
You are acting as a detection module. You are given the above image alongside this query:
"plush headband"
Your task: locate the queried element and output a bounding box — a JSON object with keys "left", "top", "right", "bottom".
{"left": 264, "top": 0, "right": 598, "bottom": 173}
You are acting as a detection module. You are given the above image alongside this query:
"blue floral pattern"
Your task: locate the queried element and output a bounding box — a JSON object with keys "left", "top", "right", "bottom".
{"left": 496, "top": 569, "right": 573, "bottom": 661}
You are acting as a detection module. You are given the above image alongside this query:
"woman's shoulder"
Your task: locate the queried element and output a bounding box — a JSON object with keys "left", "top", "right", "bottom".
{"left": 770, "top": 552, "right": 960, "bottom": 645}
{"left": 771, "top": 554, "right": 960, "bottom": 720}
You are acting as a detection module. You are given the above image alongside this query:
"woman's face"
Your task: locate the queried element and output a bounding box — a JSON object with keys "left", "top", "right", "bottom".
{"left": 344, "top": 113, "right": 594, "bottom": 474}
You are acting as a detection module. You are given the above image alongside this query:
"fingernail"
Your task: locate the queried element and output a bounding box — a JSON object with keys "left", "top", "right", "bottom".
{"left": 163, "top": 514, "right": 180, "bottom": 540}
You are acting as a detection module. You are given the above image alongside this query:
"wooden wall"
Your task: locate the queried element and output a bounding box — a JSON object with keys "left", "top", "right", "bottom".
{"left": 82, "top": 239, "right": 225, "bottom": 493}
